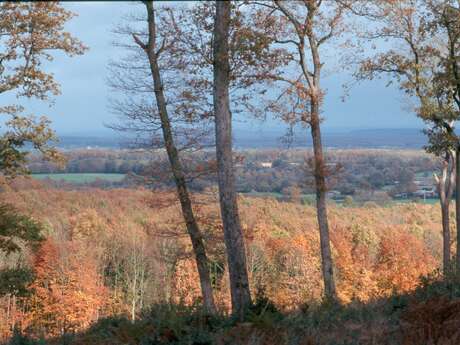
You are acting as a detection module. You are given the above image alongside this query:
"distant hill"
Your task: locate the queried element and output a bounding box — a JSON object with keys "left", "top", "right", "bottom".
{"left": 235, "top": 128, "right": 428, "bottom": 149}
{"left": 57, "top": 135, "right": 128, "bottom": 149}
{"left": 57, "top": 128, "right": 429, "bottom": 150}
{"left": 319, "top": 128, "right": 427, "bottom": 149}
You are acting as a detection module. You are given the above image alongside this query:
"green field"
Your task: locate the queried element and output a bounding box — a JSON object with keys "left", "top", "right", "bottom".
{"left": 32, "top": 173, "right": 126, "bottom": 184}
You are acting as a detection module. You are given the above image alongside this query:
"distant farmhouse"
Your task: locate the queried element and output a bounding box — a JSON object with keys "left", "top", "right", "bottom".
{"left": 259, "top": 162, "right": 273, "bottom": 168}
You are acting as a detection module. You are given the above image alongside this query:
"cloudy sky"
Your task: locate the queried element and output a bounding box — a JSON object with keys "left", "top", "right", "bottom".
{"left": 2, "top": 1, "right": 425, "bottom": 136}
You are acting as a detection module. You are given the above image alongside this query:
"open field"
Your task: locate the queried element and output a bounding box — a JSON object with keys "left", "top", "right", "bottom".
{"left": 32, "top": 173, "right": 126, "bottom": 184}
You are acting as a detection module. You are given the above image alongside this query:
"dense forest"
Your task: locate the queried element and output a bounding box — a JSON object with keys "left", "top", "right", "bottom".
{"left": 0, "top": 178, "right": 450, "bottom": 343}
{"left": 2, "top": 1, "right": 460, "bottom": 345}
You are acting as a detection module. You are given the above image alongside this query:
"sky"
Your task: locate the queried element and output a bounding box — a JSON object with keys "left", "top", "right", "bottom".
{"left": 1, "top": 1, "right": 425, "bottom": 136}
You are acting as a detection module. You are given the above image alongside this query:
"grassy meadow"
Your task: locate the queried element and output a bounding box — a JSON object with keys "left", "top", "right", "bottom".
{"left": 31, "top": 173, "right": 126, "bottom": 184}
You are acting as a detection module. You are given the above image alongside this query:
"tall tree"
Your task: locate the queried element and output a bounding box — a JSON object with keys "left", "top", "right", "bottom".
{"left": 351, "top": 0, "right": 459, "bottom": 273}
{"left": 428, "top": 0, "right": 460, "bottom": 272}
{"left": 0, "top": 1, "right": 85, "bottom": 305}
{"left": 252, "top": 0, "right": 347, "bottom": 300}
{"left": 111, "top": 1, "right": 217, "bottom": 314}
{"left": 138, "top": 1, "right": 287, "bottom": 317}
{"left": 0, "top": 2, "right": 86, "bottom": 177}
{"left": 213, "top": 1, "right": 252, "bottom": 318}
{"left": 426, "top": 124, "right": 457, "bottom": 273}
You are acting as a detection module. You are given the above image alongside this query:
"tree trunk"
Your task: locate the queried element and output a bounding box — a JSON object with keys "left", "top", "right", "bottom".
{"left": 310, "top": 98, "right": 337, "bottom": 301}
{"left": 213, "top": 0, "right": 252, "bottom": 320}
{"left": 441, "top": 199, "right": 451, "bottom": 274}
{"left": 454, "top": 152, "right": 460, "bottom": 269}
{"left": 437, "top": 154, "right": 455, "bottom": 275}
{"left": 139, "top": 1, "right": 216, "bottom": 314}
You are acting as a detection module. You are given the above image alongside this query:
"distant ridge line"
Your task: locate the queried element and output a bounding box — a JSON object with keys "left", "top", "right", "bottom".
{"left": 56, "top": 128, "right": 429, "bottom": 149}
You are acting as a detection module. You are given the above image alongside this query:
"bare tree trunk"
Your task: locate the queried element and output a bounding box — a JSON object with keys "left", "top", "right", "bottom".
{"left": 131, "top": 265, "right": 137, "bottom": 322}
{"left": 441, "top": 200, "right": 451, "bottom": 272}
{"left": 213, "top": 0, "right": 252, "bottom": 320}
{"left": 436, "top": 153, "right": 455, "bottom": 274}
{"left": 439, "top": 174, "right": 451, "bottom": 274}
{"left": 310, "top": 99, "right": 337, "bottom": 301}
{"left": 456, "top": 147, "right": 460, "bottom": 274}
{"left": 443, "top": 5, "right": 460, "bottom": 276}
{"left": 135, "top": 1, "right": 216, "bottom": 314}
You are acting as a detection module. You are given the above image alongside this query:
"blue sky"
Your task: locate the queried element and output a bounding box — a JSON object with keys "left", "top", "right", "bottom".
{"left": 1, "top": 1, "right": 425, "bottom": 136}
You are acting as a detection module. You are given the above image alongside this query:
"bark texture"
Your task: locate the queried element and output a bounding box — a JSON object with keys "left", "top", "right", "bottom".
{"left": 456, "top": 147, "right": 460, "bottom": 273}
{"left": 310, "top": 98, "right": 336, "bottom": 299}
{"left": 436, "top": 153, "right": 455, "bottom": 274}
{"left": 213, "top": 0, "right": 252, "bottom": 319}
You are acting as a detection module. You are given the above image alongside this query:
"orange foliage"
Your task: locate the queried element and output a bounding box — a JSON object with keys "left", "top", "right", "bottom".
{"left": 374, "top": 228, "right": 436, "bottom": 296}
{"left": 0, "top": 183, "right": 443, "bottom": 339}
{"left": 24, "top": 239, "right": 107, "bottom": 338}
{"left": 171, "top": 260, "right": 201, "bottom": 306}
{"left": 331, "top": 226, "right": 379, "bottom": 303}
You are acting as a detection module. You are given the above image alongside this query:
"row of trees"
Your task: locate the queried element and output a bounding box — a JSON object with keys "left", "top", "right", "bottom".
{"left": 114, "top": 0, "right": 341, "bottom": 314}
{"left": 112, "top": 0, "right": 460, "bottom": 315}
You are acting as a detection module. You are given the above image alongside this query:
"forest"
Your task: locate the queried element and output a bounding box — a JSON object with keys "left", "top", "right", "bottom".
{"left": 2, "top": 1, "right": 460, "bottom": 345}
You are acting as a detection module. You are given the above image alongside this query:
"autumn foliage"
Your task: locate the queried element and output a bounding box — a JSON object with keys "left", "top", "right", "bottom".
{"left": 0, "top": 180, "right": 446, "bottom": 341}
{"left": 23, "top": 239, "right": 107, "bottom": 338}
